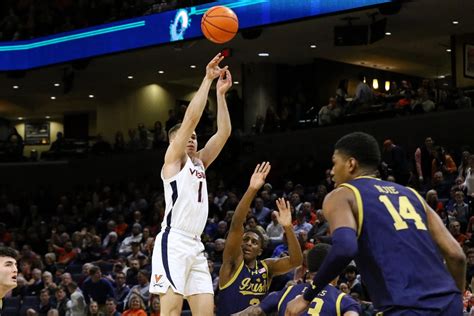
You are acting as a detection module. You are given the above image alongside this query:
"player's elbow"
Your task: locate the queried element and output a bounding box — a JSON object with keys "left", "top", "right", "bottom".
{"left": 332, "top": 227, "right": 358, "bottom": 259}
{"left": 449, "top": 249, "right": 466, "bottom": 267}
{"left": 217, "top": 124, "right": 232, "bottom": 138}
{"left": 289, "top": 252, "right": 303, "bottom": 268}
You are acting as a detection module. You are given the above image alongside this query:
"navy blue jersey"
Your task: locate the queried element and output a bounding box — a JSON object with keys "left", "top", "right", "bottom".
{"left": 341, "top": 177, "right": 460, "bottom": 311}
{"left": 217, "top": 260, "right": 271, "bottom": 315}
{"left": 260, "top": 283, "right": 360, "bottom": 316}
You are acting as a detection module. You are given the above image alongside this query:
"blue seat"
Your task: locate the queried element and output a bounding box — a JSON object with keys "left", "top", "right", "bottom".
{"left": 3, "top": 296, "right": 21, "bottom": 309}
{"left": 2, "top": 307, "right": 19, "bottom": 316}
{"left": 66, "top": 263, "right": 83, "bottom": 274}
{"left": 181, "top": 310, "right": 192, "bottom": 316}
{"left": 22, "top": 295, "right": 40, "bottom": 306}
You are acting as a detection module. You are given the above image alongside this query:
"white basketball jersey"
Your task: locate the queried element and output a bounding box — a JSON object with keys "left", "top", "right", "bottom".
{"left": 161, "top": 156, "right": 209, "bottom": 236}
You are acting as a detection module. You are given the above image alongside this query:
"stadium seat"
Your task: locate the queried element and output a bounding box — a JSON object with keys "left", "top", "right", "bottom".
{"left": 2, "top": 307, "right": 19, "bottom": 316}
{"left": 3, "top": 296, "right": 21, "bottom": 309}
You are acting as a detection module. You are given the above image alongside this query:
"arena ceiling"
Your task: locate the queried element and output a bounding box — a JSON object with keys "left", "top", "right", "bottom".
{"left": 1, "top": 0, "right": 473, "bottom": 118}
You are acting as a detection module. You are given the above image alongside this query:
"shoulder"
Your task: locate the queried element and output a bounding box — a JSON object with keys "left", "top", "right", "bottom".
{"left": 324, "top": 186, "right": 355, "bottom": 205}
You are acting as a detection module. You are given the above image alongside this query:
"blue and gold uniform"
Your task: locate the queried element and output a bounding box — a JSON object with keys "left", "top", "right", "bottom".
{"left": 342, "top": 177, "right": 461, "bottom": 313}
{"left": 217, "top": 260, "right": 271, "bottom": 315}
{"left": 260, "top": 283, "right": 360, "bottom": 316}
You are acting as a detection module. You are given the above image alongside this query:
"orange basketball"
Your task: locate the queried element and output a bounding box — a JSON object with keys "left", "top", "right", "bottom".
{"left": 201, "top": 6, "right": 239, "bottom": 44}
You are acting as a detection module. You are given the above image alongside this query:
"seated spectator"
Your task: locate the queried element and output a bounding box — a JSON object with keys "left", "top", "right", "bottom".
{"left": 125, "top": 259, "right": 140, "bottom": 286}
{"left": 266, "top": 211, "right": 284, "bottom": 245}
{"left": 87, "top": 301, "right": 104, "bottom": 316}
{"left": 449, "top": 221, "right": 468, "bottom": 246}
{"left": 27, "top": 288, "right": 52, "bottom": 316}
{"left": 209, "top": 238, "right": 225, "bottom": 264}
{"left": 122, "top": 294, "right": 147, "bottom": 316}
{"left": 318, "top": 97, "right": 341, "bottom": 126}
{"left": 412, "top": 88, "right": 435, "bottom": 113}
{"left": 245, "top": 216, "right": 268, "bottom": 243}
{"left": 67, "top": 282, "right": 86, "bottom": 316}
{"left": 432, "top": 171, "right": 451, "bottom": 200}
{"left": 113, "top": 271, "right": 130, "bottom": 311}
{"left": 42, "top": 271, "right": 58, "bottom": 294}
{"left": 432, "top": 146, "right": 457, "bottom": 181}
{"left": 342, "top": 265, "right": 363, "bottom": 297}
{"left": 207, "top": 260, "right": 219, "bottom": 293}
{"left": 119, "top": 224, "right": 143, "bottom": 256}
{"left": 127, "top": 242, "right": 145, "bottom": 261}
{"left": 426, "top": 189, "right": 444, "bottom": 216}
{"left": 271, "top": 233, "right": 288, "bottom": 258}
{"left": 54, "top": 286, "right": 70, "bottom": 316}
{"left": 307, "top": 210, "right": 329, "bottom": 243}
{"left": 339, "top": 282, "right": 350, "bottom": 294}
{"left": 293, "top": 211, "right": 312, "bottom": 235}
{"left": 349, "top": 74, "right": 374, "bottom": 113}
{"left": 105, "top": 298, "right": 121, "bottom": 316}
{"left": 123, "top": 270, "right": 150, "bottom": 307}
{"left": 466, "top": 250, "right": 474, "bottom": 286}
{"left": 27, "top": 268, "right": 44, "bottom": 296}
{"left": 149, "top": 295, "right": 161, "bottom": 316}
{"left": 252, "top": 197, "right": 272, "bottom": 226}
{"left": 12, "top": 275, "right": 28, "bottom": 298}
{"left": 448, "top": 191, "right": 469, "bottom": 232}
{"left": 52, "top": 241, "right": 77, "bottom": 266}
{"left": 82, "top": 266, "right": 115, "bottom": 310}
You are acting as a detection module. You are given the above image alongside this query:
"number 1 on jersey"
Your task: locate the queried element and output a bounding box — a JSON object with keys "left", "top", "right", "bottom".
{"left": 198, "top": 181, "right": 203, "bottom": 203}
{"left": 379, "top": 195, "right": 427, "bottom": 231}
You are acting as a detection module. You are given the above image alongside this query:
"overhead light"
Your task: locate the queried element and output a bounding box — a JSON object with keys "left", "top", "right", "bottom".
{"left": 385, "top": 81, "right": 390, "bottom": 92}
{"left": 438, "top": 75, "right": 446, "bottom": 79}
{"left": 233, "top": 81, "right": 239, "bottom": 85}
{"left": 258, "top": 53, "right": 270, "bottom": 57}
{"left": 158, "top": 70, "right": 165, "bottom": 74}
{"left": 190, "top": 65, "right": 196, "bottom": 69}
{"left": 372, "top": 79, "right": 379, "bottom": 90}
{"left": 443, "top": 83, "right": 449, "bottom": 86}
{"left": 446, "top": 48, "right": 452, "bottom": 52}
{"left": 363, "top": 76, "right": 367, "bottom": 84}
{"left": 50, "top": 96, "right": 56, "bottom": 100}
{"left": 54, "top": 83, "right": 60, "bottom": 87}
{"left": 127, "top": 75, "right": 134, "bottom": 79}
{"left": 310, "top": 44, "right": 317, "bottom": 49}
{"left": 18, "top": 117, "right": 23, "bottom": 120}
{"left": 45, "top": 116, "right": 51, "bottom": 119}
{"left": 385, "top": 32, "right": 392, "bottom": 36}
{"left": 452, "top": 21, "right": 459, "bottom": 25}
{"left": 89, "top": 94, "right": 95, "bottom": 98}
{"left": 13, "top": 85, "right": 19, "bottom": 89}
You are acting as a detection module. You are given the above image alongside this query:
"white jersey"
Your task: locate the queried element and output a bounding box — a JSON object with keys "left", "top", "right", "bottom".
{"left": 161, "top": 155, "right": 208, "bottom": 236}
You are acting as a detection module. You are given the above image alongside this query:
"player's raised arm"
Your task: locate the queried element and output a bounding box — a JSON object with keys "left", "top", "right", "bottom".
{"left": 264, "top": 198, "right": 303, "bottom": 276}
{"left": 425, "top": 202, "right": 466, "bottom": 291}
{"left": 219, "top": 162, "right": 271, "bottom": 283}
{"left": 199, "top": 69, "right": 232, "bottom": 169}
{"left": 164, "top": 53, "right": 227, "bottom": 170}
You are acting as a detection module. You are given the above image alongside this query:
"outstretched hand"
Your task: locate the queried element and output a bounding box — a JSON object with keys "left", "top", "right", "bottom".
{"left": 217, "top": 69, "right": 233, "bottom": 95}
{"left": 249, "top": 162, "right": 271, "bottom": 191}
{"left": 275, "top": 198, "right": 292, "bottom": 228}
{"left": 206, "top": 53, "right": 228, "bottom": 80}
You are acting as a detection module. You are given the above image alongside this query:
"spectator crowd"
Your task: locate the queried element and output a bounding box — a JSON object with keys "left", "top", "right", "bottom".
{"left": 0, "top": 134, "right": 473, "bottom": 315}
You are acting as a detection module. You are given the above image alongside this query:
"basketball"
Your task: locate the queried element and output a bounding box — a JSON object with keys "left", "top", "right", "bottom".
{"left": 201, "top": 6, "right": 239, "bottom": 44}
